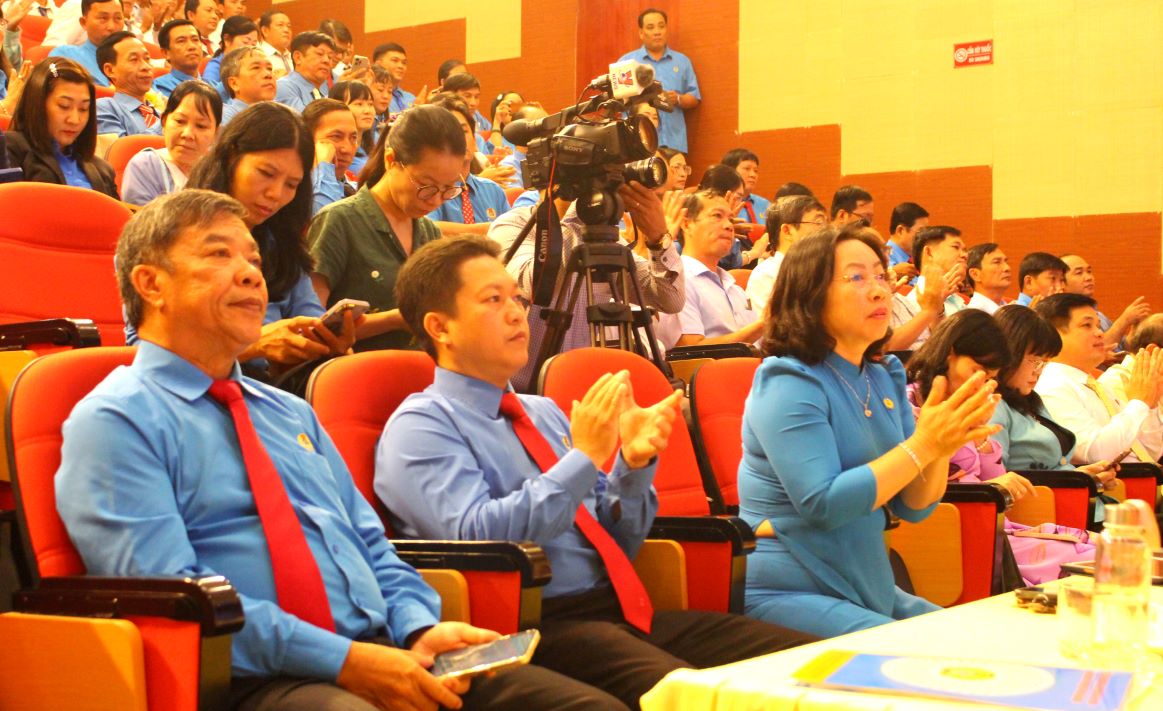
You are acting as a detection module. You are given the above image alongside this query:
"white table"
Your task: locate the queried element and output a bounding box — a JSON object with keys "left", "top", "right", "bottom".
{"left": 641, "top": 581, "right": 1163, "bottom": 711}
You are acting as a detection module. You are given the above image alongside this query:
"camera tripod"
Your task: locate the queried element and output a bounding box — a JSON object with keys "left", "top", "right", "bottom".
{"left": 502, "top": 183, "right": 671, "bottom": 387}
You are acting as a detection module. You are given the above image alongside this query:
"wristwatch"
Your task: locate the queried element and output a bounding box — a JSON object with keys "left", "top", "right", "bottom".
{"left": 647, "top": 232, "right": 673, "bottom": 252}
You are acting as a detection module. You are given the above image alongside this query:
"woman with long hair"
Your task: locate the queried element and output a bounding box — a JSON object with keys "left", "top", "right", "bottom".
{"left": 738, "top": 223, "right": 997, "bottom": 638}
{"left": 177, "top": 101, "right": 354, "bottom": 378}
{"left": 907, "top": 309, "right": 1096, "bottom": 584}
{"left": 4, "top": 58, "right": 117, "bottom": 196}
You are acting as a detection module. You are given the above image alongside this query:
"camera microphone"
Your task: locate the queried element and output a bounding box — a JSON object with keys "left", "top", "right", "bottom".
{"left": 588, "top": 60, "right": 655, "bottom": 100}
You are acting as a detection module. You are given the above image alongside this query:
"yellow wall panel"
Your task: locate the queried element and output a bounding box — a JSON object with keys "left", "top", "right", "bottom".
{"left": 738, "top": 0, "right": 1163, "bottom": 220}
{"left": 362, "top": 0, "right": 523, "bottom": 63}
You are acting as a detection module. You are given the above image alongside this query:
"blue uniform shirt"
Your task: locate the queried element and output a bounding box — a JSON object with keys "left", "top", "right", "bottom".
{"left": 390, "top": 86, "right": 415, "bottom": 113}
{"left": 618, "top": 45, "right": 700, "bottom": 152}
{"left": 152, "top": 69, "right": 199, "bottom": 99}
{"left": 376, "top": 367, "right": 659, "bottom": 599}
{"left": 203, "top": 54, "right": 223, "bottom": 84}
{"left": 500, "top": 151, "right": 525, "bottom": 189}
{"left": 276, "top": 71, "right": 327, "bottom": 111}
{"left": 736, "top": 193, "right": 770, "bottom": 225}
{"left": 53, "top": 143, "right": 92, "bottom": 189}
{"left": 426, "top": 174, "right": 510, "bottom": 224}
{"left": 56, "top": 341, "right": 441, "bottom": 680}
{"left": 221, "top": 97, "right": 250, "bottom": 126}
{"left": 50, "top": 41, "right": 111, "bottom": 87}
{"left": 96, "top": 91, "right": 163, "bottom": 138}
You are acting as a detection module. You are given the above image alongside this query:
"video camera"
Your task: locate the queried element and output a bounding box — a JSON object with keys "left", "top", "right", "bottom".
{"left": 501, "top": 60, "right": 673, "bottom": 212}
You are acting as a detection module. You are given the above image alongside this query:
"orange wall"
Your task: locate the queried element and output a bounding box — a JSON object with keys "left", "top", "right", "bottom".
{"left": 249, "top": 0, "right": 1162, "bottom": 313}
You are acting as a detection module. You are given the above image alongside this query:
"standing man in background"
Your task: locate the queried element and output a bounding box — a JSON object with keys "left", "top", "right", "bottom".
{"left": 618, "top": 8, "right": 700, "bottom": 152}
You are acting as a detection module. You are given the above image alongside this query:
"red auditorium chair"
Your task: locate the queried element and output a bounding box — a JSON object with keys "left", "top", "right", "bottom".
{"left": 1, "top": 347, "right": 243, "bottom": 710}
{"left": 0, "top": 183, "right": 131, "bottom": 347}
{"left": 144, "top": 41, "right": 163, "bottom": 59}
{"left": 22, "top": 43, "right": 53, "bottom": 66}
{"left": 504, "top": 186, "right": 524, "bottom": 206}
{"left": 728, "top": 268, "right": 751, "bottom": 290}
{"left": 538, "top": 347, "right": 755, "bottom": 613}
{"left": 687, "top": 356, "right": 1011, "bottom": 605}
{"left": 1113, "top": 462, "right": 1161, "bottom": 507}
{"left": 107, "top": 134, "right": 166, "bottom": 193}
{"left": 0, "top": 114, "right": 9, "bottom": 131}
{"left": 306, "top": 350, "right": 552, "bottom": 633}
{"left": 17, "top": 15, "right": 51, "bottom": 53}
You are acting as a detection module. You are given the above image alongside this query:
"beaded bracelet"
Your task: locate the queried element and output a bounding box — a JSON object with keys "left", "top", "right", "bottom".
{"left": 898, "top": 441, "right": 924, "bottom": 479}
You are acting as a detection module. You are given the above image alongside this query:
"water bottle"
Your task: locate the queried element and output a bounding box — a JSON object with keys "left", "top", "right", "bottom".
{"left": 1091, "top": 502, "right": 1152, "bottom": 667}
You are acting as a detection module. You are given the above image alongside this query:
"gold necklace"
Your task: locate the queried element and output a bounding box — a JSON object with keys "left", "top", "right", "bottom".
{"left": 823, "top": 360, "right": 872, "bottom": 417}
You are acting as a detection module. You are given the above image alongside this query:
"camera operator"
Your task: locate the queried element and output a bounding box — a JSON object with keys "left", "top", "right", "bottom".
{"left": 488, "top": 180, "right": 684, "bottom": 391}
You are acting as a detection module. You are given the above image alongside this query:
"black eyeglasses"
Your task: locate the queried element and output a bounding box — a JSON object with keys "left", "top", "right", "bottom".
{"left": 404, "top": 170, "right": 464, "bottom": 201}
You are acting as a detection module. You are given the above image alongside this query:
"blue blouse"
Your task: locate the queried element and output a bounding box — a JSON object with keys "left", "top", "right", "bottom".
{"left": 738, "top": 352, "right": 935, "bottom": 616}
{"left": 989, "top": 398, "right": 1074, "bottom": 470}
{"left": 53, "top": 143, "right": 92, "bottom": 189}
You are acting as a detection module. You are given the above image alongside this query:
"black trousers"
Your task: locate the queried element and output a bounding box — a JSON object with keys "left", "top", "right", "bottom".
{"left": 227, "top": 587, "right": 816, "bottom": 711}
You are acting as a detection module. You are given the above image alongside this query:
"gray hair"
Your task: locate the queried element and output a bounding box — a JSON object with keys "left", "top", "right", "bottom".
{"left": 219, "top": 46, "right": 265, "bottom": 99}
{"left": 116, "top": 189, "right": 248, "bottom": 328}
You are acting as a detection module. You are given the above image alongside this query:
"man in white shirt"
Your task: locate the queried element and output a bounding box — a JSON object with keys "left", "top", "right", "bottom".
{"left": 745, "top": 194, "right": 825, "bottom": 313}
{"left": 1034, "top": 293, "right": 1163, "bottom": 464}
{"left": 257, "top": 8, "right": 292, "bottom": 78}
{"left": 43, "top": 0, "right": 83, "bottom": 46}
{"left": 965, "top": 242, "right": 1011, "bottom": 314}
{"left": 1060, "top": 253, "right": 1150, "bottom": 349}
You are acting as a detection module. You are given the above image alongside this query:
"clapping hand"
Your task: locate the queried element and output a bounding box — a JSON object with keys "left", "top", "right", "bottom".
{"left": 619, "top": 388, "right": 683, "bottom": 468}
{"left": 913, "top": 371, "right": 1002, "bottom": 460}
{"left": 1124, "top": 344, "right": 1163, "bottom": 408}
{"left": 570, "top": 371, "right": 631, "bottom": 468}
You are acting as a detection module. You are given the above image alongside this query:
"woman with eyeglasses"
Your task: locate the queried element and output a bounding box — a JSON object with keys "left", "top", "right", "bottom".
{"left": 738, "top": 223, "right": 998, "bottom": 638}
{"left": 308, "top": 104, "right": 466, "bottom": 351}
{"left": 906, "top": 309, "right": 1096, "bottom": 585}
{"left": 656, "top": 146, "right": 688, "bottom": 194}
{"left": 991, "top": 305, "right": 1118, "bottom": 484}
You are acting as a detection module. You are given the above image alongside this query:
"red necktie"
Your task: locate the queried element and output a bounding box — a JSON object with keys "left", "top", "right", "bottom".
{"left": 743, "top": 200, "right": 763, "bottom": 241}
{"left": 460, "top": 188, "right": 475, "bottom": 224}
{"left": 139, "top": 103, "right": 158, "bottom": 129}
{"left": 498, "top": 392, "right": 653, "bottom": 633}
{"left": 208, "top": 380, "right": 336, "bottom": 632}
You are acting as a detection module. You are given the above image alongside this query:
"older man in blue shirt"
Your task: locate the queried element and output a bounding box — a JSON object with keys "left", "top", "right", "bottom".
{"left": 378, "top": 236, "right": 814, "bottom": 710}
{"left": 49, "top": 0, "right": 125, "bottom": 87}
{"left": 56, "top": 189, "right": 582, "bottom": 711}
{"left": 618, "top": 8, "right": 700, "bottom": 152}
{"left": 275, "top": 30, "right": 335, "bottom": 111}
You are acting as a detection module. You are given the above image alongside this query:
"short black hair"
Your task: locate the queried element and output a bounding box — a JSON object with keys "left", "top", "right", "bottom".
{"left": 318, "top": 19, "right": 352, "bottom": 45}
{"left": 96, "top": 30, "right": 137, "bottom": 80}
{"left": 907, "top": 310, "right": 1010, "bottom": 399}
{"left": 290, "top": 31, "right": 336, "bottom": 55}
{"left": 220, "top": 15, "right": 257, "bottom": 44}
{"left": 830, "top": 184, "right": 872, "bottom": 220}
{"left": 994, "top": 304, "right": 1063, "bottom": 416}
{"left": 889, "top": 202, "right": 929, "bottom": 235}
{"left": 1018, "top": 252, "right": 1068, "bottom": 291}
{"left": 158, "top": 19, "right": 196, "bottom": 51}
{"left": 438, "top": 58, "right": 465, "bottom": 84}
{"left": 442, "top": 72, "right": 480, "bottom": 92}
{"left": 967, "top": 242, "right": 1001, "bottom": 272}
{"left": 721, "top": 148, "right": 759, "bottom": 168}
{"left": 765, "top": 195, "right": 825, "bottom": 252}
{"left": 912, "top": 225, "right": 962, "bottom": 272}
{"left": 1034, "top": 292, "right": 1097, "bottom": 332}
{"left": 82, "top": 0, "right": 119, "bottom": 15}
{"left": 258, "top": 10, "right": 288, "bottom": 29}
{"left": 373, "top": 42, "right": 406, "bottom": 62}
{"left": 697, "top": 164, "right": 743, "bottom": 195}
{"left": 774, "top": 181, "right": 813, "bottom": 199}
{"left": 638, "top": 8, "right": 667, "bottom": 27}
{"left": 397, "top": 236, "right": 502, "bottom": 357}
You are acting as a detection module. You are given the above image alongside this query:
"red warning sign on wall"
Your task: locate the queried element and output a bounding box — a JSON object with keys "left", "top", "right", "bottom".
{"left": 953, "top": 40, "right": 993, "bottom": 67}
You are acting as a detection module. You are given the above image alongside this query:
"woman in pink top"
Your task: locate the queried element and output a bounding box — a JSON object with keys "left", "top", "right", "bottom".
{"left": 905, "top": 310, "right": 1095, "bottom": 585}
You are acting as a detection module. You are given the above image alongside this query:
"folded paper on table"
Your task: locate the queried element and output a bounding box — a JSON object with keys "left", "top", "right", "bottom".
{"left": 793, "top": 650, "right": 1133, "bottom": 711}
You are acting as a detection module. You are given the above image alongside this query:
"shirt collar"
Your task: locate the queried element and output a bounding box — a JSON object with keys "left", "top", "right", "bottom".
{"left": 113, "top": 90, "right": 147, "bottom": 108}
{"left": 432, "top": 366, "right": 510, "bottom": 418}
{"left": 636, "top": 45, "right": 672, "bottom": 61}
{"left": 351, "top": 186, "right": 394, "bottom": 235}
{"left": 1043, "top": 360, "right": 1089, "bottom": 384}
{"left": 681, "top": 255, "right": 733, "bottom": 286}
{"left": 287, "top": 71, "right": 318, "bottom": 91}
{"left": 133, "top": 340, "right": 259, "bottom": 402}
{"left": 887, "top": 240, "right": 910, "bottom": 263}
{"left": 168, "top": 68, "right": 199, "bottom": 82}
